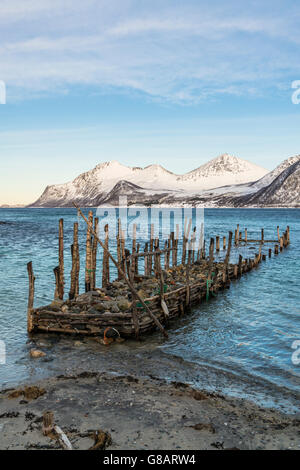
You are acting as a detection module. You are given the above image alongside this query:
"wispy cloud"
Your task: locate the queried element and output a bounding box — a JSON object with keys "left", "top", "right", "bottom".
{"left": 1, "top": 0, "right": 300, "bottom": 103}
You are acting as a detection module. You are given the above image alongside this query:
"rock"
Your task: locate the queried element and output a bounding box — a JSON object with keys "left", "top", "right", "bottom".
{"left": 61, "top": 305, "right": 69, "bottom": 312}
{"left": 110, "top": 302, "right": 120, "bottom": 313}
{"left": 76, "top": 293, "right": 91, "bottom": 303}
{"left": 50, "top": 299, "right": 64, "bottom": 308}
{"left": 117, "top": 299, "right": 130, "bottom": 311}
{"left": 8, "top": 386, "right": 46, "bottom": 400}
{"left": 191, "top": 390, "right": 208, "bottom": 401}
{"left": 74, "top": 341, "right": 83, "bottom": 347}
{"left": 88, "top": 307, "right": 102, "bottom": 315}
{"left": 70, "top": 307, "right": 81, "bottom": 313}
{"left": 137, "top": 289, "right": 147, "bottom": 299}
{"left": 89, "top": 430, "right": 112, "bottom": 450}
{"left": 187, "top": 423, "right": 215, "bottom": 433}
{"left": 92, "top": 303, "right": 106, "bottom": 312}
{"left": 30, "top": 349, "right": 46, "bottom": 358}
{"left": 112, "top": 281, "right": 124, "bottom": 289}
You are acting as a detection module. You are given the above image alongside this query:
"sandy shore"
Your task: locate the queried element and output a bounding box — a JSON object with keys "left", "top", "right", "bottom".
{"left": 0, "top": 371, "right": 299, "bottom": 450}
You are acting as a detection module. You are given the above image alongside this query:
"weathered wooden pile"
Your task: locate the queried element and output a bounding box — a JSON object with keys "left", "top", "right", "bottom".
{"left": 27, "top": 207, "right": 291, "bottom": 339}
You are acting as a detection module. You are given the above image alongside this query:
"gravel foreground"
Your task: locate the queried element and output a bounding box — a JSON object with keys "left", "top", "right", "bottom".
{"left": 0, "top": 372, "right": 299, "bottom": 450}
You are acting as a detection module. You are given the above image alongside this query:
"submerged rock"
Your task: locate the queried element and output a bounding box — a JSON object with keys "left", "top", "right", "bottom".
{"left": 30, "top": 349, "right": 46, "bottom": 358}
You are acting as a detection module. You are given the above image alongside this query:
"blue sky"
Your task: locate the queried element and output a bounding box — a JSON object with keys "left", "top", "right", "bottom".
{"left": 0, "top": 0, "right": 300, "bottom": 204}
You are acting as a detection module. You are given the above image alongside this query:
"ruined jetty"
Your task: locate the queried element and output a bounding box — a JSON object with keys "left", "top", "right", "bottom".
{"left": 27, "top": 207, "right": 290, "bottom": 340}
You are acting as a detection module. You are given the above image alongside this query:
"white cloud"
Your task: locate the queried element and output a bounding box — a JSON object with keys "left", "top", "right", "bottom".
{"left": 0, "top": 0, "right": 300, "bottom": 103}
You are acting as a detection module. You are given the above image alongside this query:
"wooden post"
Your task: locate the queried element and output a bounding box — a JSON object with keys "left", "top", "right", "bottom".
{"left": 149, "top": 223, "right": 154, "bottom": 274}
{"left": 207, "top": 238, "right": 214, "bottom": 280}
{"left": 121, "top": 229, "right": 126, "bottom": 274}
{"left": 216, "top": 236, "right": 220, "bottom": 252}
{"left": 174, "top": 224, "right": 179, "bottom": 266}
{"left": 197, "top": 222, "right": 204, "bottom": 261}
{"left": 27, "top": 261, "right": 35, "bottom": 333}
{"left": 154, "top": 238, "right": 160, "bottom": 278}
{"left": 43, "top": 411, "right": 54, "bottom": 436}
{"left": 131, "top": 223, "right": 137, "bottom": 274}
{"left": 280, "top": 237, "right": 283, "bottom": 252}
{"left": 171, "top": 231, "right": 176, "bottom": 267}
{"left": 268, "top": 248, "right": 272, "bottom": 258}
{"left": 191, "top": 226, "right": 196, "bottom": 263}
{"left": 91, "top": 217, "right": 99, "bottom": 290}
{"left": 287, "top": 226, "right": 290, "bottom": 244}
{"left": 202, "top": 239, "right": 206, "bottom": 259}
{"left": 245, "top": 228, "right": 248, "bottom": 243}
{"left": 274, "top": 244, "right": 279, "bottom": 255}
{"left": 277, "top": 226, "right": 280, "bottom": 242}
{"left": 238, "top": 255, "right": 243, "bottom": 276}
{"left": 236, "top": 224, "right": 239, "bottom": 245}
{"left": 262, "top": 254, "right": 266, "bottom": 261}
{"left": 117, "top": 219, "right": 122, "bottom": 280}
{"left": 182, "top": 218, "right": 187, "bottom": 265}
{"left": 258, "top": 244, "right": 262, "bottom": 263}
{"left": 182, "top": 218, "right": 192, "bottom": 265}
{"left": 223, "top": 231, "right": 232, "bottom": 282}
{"left": 166, "top": 237, "right": 171, "bottom": 270}
{"left": 234, "top": 229, "right": 238, "bottom": 245}
{"left": 53, "top": 266, "right": 60, "bottom": 299}
{"left": 187, "top": 242, "right": 192, "bottom": 266}
{"left": 85, "top": 211, "right": 93, "bottom": 292}
{"left": 69, "top": 222, "right": 79, "bottom": 300}
{"left": 234, "top": 265, "right": 238, "bottom": 278}
{"left": 102, "top": 224, "right": 110, "bottom": 287}
{"left": 144, "top": 242, "right": 149, "bottom": 275}
{"left": 164, "top": 240, "right": 168, "bottom": 270}
{"left": 186, "top": 263, "right": 190, "bottom": 307}
{"left": 74, "top": 204, "right": 168, "bottom": 338}
{"left": 223, "top": 236, "right": 226, "bottom": 251}
{"left": 135, "top": 243, "right": 140, "bottom": 274}
{"left": 58, "top": 218, "right": 64, "bottom": 300}
{"left": 261, "top": 229, "right": 264, "bottom": 244}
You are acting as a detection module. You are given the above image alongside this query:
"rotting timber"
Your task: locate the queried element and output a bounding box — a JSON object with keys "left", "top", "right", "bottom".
{"left": 27, "top": 209, "right": 291, "bottom": 340}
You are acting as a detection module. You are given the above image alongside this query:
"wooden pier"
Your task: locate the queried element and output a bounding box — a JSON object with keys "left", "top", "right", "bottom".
{"left": 27, "top": 209, "right": 291, "bottom": 340}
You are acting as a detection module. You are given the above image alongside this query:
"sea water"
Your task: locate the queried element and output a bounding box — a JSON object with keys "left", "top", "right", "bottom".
{"left": 0, "top": 208, "right": 299, "bottom": 412}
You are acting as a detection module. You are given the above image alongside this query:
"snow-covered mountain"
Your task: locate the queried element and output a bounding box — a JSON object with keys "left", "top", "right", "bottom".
{"left": 177, "top": 153, "right": 267, "bottom": 189}
{"left": 29, "top": 154, "right": 268, "bottom": 207}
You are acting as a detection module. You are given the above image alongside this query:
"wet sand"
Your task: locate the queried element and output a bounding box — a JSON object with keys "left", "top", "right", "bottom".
{"left": 0, "top": 370, "right": 299, "bottom": 450}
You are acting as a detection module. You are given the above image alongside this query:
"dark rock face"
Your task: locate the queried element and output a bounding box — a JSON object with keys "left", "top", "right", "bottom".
{"left": 234, "top": 160, "right": 300, "bottom": 208}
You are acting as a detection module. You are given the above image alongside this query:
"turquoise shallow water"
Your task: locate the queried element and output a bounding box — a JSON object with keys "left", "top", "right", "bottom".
{"left": 0, "top": 208, "right": 299, "bottom": 410}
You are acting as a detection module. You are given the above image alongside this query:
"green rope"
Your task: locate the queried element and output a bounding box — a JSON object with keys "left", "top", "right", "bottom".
{"left": 206, "top": 272, "right": 216, "bottom": 302}
{"left": 136, "top": 300, "right": 150, "bottom": 310}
